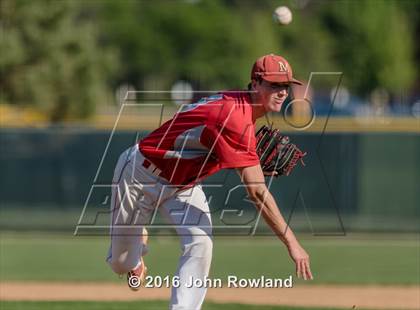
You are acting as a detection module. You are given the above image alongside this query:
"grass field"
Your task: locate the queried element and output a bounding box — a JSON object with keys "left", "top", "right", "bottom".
{"left": 0, "top": 301, "right": 385, "bottom": 310}
{"left": 1, "top": 232, "right": 419, "bottom": 285}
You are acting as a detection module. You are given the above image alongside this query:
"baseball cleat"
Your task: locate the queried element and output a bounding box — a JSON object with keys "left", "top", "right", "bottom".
{"left": 127, "top": 258, "right": 147, "bottom": 291}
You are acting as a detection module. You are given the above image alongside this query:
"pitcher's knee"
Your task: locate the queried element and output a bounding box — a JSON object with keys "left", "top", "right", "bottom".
{"left": 182, "top": 235, "right": 213, "bottom": 258}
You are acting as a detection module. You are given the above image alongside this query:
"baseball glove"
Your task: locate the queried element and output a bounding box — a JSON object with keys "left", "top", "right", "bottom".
{"left": 256, "top": 125, "right": 306, "bottom": 176}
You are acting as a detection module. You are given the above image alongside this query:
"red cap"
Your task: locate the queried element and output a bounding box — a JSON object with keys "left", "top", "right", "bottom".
{"left": 251, "top": 54, "right": 303, "bottom": 85}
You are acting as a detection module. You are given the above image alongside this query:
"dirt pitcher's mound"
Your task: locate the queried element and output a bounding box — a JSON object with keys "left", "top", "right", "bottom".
{"left": 1, "top": 282, "right": 419, "bottom": 310}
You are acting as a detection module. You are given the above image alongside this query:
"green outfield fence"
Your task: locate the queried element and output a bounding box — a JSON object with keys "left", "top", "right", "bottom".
{"left": 0, "top": 128, "right": 419, "bottom": 233}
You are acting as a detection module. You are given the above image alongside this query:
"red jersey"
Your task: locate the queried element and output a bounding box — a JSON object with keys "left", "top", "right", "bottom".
{"left": 139, "top": 91, "right": 260, "bottom": 187}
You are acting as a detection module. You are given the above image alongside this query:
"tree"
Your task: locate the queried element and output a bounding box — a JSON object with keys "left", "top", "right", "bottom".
{"left": 0, "top": 0, "right": 116, "bottom": 121}
{"left": 320, "top": 0, "right": 416, "bottom": 98}
{"left": 100, "top": 0, "right": 255, "bottom": 90}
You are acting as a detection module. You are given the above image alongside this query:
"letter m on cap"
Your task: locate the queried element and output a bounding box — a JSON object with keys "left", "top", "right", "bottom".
{"left": 278, "top": 62, "right": 288, "bottom": 72}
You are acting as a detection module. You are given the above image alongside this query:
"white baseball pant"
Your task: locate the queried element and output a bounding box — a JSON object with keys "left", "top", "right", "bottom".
{"left": 106, "top": 146, "right": 213, "bottom": 310}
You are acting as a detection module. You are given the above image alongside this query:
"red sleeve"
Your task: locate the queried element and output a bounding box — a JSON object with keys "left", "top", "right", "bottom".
{"left": 201, "top": 105, "right": 260, "bottom": 169}
{"left": 215, "top": 126, "right": 260, "bottom": 169}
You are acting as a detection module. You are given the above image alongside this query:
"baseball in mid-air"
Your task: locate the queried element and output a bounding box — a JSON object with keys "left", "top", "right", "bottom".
{"left": 273, "top": 6, "right": 293, "bottom": 25}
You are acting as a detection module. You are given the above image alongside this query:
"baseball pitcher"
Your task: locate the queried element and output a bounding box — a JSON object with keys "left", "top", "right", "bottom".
{"left": 106, "top": 54, "right": 313, "bottom": 309}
